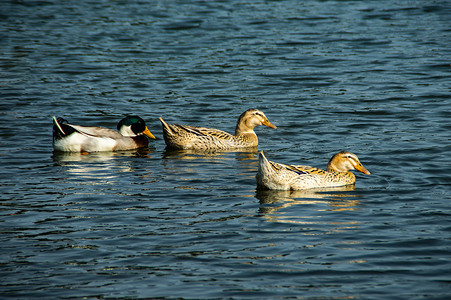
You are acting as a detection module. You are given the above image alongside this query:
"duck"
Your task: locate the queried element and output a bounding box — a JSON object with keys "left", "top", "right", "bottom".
{"left": 159, "top": 109, "right": 277, "bottom": 150}
{"left": 52, "top": 115, "right": 156, "bottom": 152}
{"left": 257, "top": 151, "right": 370, "bottom": 190}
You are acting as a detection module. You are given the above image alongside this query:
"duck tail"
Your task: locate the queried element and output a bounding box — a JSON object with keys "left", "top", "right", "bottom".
{"left": 258, "top": 151, "right": 276, "bottom": 176}
{"left": 53, "top": 116, "right": 66, "bottom": 136}
{"left": 257, "top": 151, "right": 277, "bottom": 190}
{"left": 159, "top": 117, "right": 173, "bottom": 135}
{"left": 53, "top": 116, "right": 74, "bottom": 139}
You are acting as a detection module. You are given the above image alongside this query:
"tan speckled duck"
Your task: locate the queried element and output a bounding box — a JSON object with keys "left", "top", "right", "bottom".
{"left": 53, "top": 116, "right": 156, "bottom": 152}
{"left": 159, "top": 109, "right": 277, "bottom": 150}
{"left": 257, "top": 151, "right": 370, "bottom": 190}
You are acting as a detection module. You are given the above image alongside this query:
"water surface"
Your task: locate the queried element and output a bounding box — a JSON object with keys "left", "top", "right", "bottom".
{"left": 1, "top": 0, "right": 450, "bottom": 299}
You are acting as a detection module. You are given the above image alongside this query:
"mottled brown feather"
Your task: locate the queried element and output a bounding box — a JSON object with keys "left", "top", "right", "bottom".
{"left": 160, "top": 109, "right": 276, "bottom": 150}
{"left": 257, "top": 151, "right": 370, "bottom": 190}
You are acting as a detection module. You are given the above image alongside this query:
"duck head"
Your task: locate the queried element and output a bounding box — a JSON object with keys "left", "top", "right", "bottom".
{"left": 117, "top": 116, "right": 156, "bottom": 139}
{"left": 235, "top": 109, "right": 277, "bottom": 134}
{"left": 327, "top": 151, "right": 370, "bottom": 175}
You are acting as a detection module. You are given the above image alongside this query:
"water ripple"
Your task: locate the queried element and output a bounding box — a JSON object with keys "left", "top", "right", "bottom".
{"left": 1, "top": 0, "right": 451, "bottom": 299}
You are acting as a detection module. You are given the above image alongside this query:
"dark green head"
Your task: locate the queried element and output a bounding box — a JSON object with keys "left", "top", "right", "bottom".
{"left": 118, "top": 116, "right": 145, "bottom": 134}
{"left": 117, "top": 116, "right": 156, "bottom": 139}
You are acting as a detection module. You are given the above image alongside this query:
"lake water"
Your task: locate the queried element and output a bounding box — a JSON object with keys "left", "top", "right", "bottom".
{"left": 1, "top": 0, "right": 451, "bottom": 299}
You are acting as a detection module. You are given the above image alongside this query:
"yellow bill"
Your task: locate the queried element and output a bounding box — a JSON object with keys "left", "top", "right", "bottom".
{"left": 143, "top": 127, "right": 156, "bottom": 139}
{"left": 355, "top": 163, "right": 370, "bottom": 175}
{"left": 263, "top": 119, "right": 277, "bottom": 129}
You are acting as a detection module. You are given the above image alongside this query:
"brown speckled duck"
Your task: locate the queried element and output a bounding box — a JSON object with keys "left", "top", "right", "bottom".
{"left": 53, "top": 116, "right": 156, "bottom": 152}
{"left": 257, "top": 151, "right": 370, "bottom": 190}
{"left": 159, "top": 109, "right": 277, "bottom": 150}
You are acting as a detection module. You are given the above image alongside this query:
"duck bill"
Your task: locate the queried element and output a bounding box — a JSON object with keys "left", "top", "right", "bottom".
{"left": 263, "top": 119, "right": 277, "bottom": 129}
{"left": 355, "top": 163, "right": 370, "bottom": 175}
{"left": 143, "top": 127, "right": 156, "bottom": 139}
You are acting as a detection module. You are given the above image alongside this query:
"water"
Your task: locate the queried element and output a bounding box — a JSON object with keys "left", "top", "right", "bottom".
{"left": 1, "top": 0, "right": 451, "bottom": 299}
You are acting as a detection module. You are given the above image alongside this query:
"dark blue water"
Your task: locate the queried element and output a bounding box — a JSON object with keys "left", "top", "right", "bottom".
{"left": 1, "top": 0, "right": 451, "bottom": 299}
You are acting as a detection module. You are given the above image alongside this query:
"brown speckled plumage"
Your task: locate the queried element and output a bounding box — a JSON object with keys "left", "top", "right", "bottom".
{"left": 160, "top": 109, "right": 277, "bottom": 150}
{"left": 257, "top": 151, "right": 370, "bottom": 190}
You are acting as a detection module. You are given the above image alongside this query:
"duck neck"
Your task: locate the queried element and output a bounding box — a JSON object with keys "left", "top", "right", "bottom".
{"left": 119, "top": 126, "right": 137, "bottom": 137}
{"left": 234, "top": 125, "right": 258, "bottom": 146}
{"left": 131, "top": 135, "right": 149, "bottom": 148}
{"left": 235, "top": 125, "right": 257, "bottom": 138}
{"left": 235, "top": 126, "right": 252, "bottom": 136}
{"left": 235, "top": 119, "right": 256, "bottom": 135}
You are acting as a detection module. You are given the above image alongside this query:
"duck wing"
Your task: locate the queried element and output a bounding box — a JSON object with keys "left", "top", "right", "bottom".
{"left": 161, "top": 118, "right": 233, "bottom": 140}
{"left": 278, "top": 163, "right": 311, "bottom": 175}
{"left": 288, "top": 165, "right": 326, "bottom": 175}
{"left": 181, "top": 125, "right": 233, "bottom": 140}
{"left": 53, "top": 116, "right": 123, "bottom": 139}
{"left": 69, "top": 125, "right": 124, "bottom": 139}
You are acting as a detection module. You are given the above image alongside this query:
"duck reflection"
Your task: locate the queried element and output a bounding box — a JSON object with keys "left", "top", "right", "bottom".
{"left": 162, "top": 147, "right": 257, "bottom": 160}
{"left": 52, "top": 149, "right": 152, "bottom": 181}
{"left": 160, "top": 148, "right": 258, "bottom": 190}
{"left": 256, "top": 185, "right": 361, "bottom": 224}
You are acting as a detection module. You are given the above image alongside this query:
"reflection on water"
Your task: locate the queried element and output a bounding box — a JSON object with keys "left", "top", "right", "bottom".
{"left": 52, "top": 149, "right": 152, "bottom": 181}
{"left": 159, "top": 148, "right": 259, "bottom": 191}
{"left": 162, "top": 148, "right": 258, "bottom": 160}
{"left": 256, "top": 185, "right": 358, "bottom": 204}
{"left": 256, "top": 186, "right": 361, "bottom": 227}
{"left": 3, "top": 0, "right": 450, "bottom": 297}
{"left": 53, "top": 149, "right": 152, "bottom": 163}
